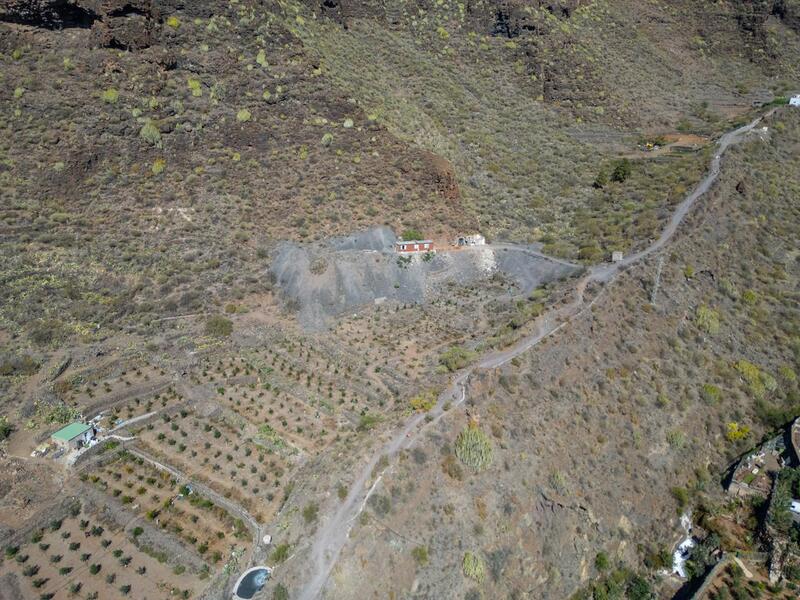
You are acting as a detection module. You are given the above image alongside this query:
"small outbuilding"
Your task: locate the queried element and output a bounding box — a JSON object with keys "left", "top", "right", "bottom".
{"left": 51, "top": 422, "right": 95, "bottom": 449}
{"left": 790, "top": 95, "right": 800, "bottom": 107}
{"left": 791, "top": 500, "right": 800, "bottom": 523}
{"left": 395, "top": 240, "right": 434, "bottom": 253}
{"left": 611, "top": 251, "right": 624, "bottom": 263}
{"left": 455, "top": 234, "right": 486, "bottom": 247}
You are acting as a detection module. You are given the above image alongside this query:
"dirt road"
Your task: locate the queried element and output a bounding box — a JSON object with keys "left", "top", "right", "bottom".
{"left": 296, "top": 109, "right": 777, "bottom": 600}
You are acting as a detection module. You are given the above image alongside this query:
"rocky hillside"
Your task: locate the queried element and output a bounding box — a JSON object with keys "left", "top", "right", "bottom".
{"left": 2, "top": 0, "right": 799, "bottom": 358}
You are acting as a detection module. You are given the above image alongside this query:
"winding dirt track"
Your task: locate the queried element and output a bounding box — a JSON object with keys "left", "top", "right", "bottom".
{"left": 297, "top": 110, "right": 776, "bottom": 600}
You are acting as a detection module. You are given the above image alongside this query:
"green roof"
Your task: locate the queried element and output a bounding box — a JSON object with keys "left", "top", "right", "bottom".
{"left": 51, "top": 422, "right": 91, "bottom": 442}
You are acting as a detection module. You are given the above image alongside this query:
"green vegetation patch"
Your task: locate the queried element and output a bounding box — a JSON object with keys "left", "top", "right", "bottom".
{"left": 462, "top": 551, "right": 486, "bottom": 583}
{"left": 455, "top": 423, "right": 493, "bottom": 471}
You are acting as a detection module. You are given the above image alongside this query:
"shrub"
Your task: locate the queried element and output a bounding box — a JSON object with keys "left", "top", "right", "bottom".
{"left": 89, "top": 563, "right": 101, "bottom": 575}
{"left": 462, "top": 552, "right": 486, "bottom": 583}
{"left": 409, "top": 390, "right": 437, "bottom": 412}
{"left": 726, "top": 422, "right": 750, "bottom": 443}
{"left": 696, "top": 305, "right": 720, "bottom": 335}
{"left": 205, "top": 316, "right": 233, "bottom": 337}
{"left": 368, "top": 494, "right": 391, "bottom": 517}
{"left": 302, "top": 503, "right": 318, "bottom": 524}
{"left": 101, "top": 88, "right": 119, "bottom": 104}
{"left": 742, "top": 289, "right": 758, "bottom": 305}
{"left": 701, "top": 384, "right": 721, "bottom": 406}
{"left": 441, "top": 454, "right": 464, "bottom": 480}
{"left": 187, "top": 78, "right": 202, "bottom": 97}
{"left": 610, "top": 159, "right": 632, "bottom": 183}
{"left": 595, "top": 551, "right": 609, "bottom": 571}
{"left": 271, "top": 543, "right": 290, "bottom": 563}
{"left": 0, "top": 417, "right": 13, "bottom": 440}
{"left": 439, "top": 346, "right": 477, "bottom": 372}
{"left": 401, "top": 229, "right": 424, "bottom": 240}
{"left": 685, "top": 534, "right": 720, "bottom": 580}
{"left": 779, "top": 365, "right": 797, "bottom": 383}
{"left": 736, "top": 360, "right": 771, "bottom": 399}
{"left": 593, "top": 169, "right": 608, "bottom": 189}
{"left": 666, "top": 430, "right": 686, "bottom": 450}
{"left": 22, "top": 564, "right": 39, "bottom": 577}
{"left": 455, "top": 422, "right": 493, "bottom": 471}
{"left": 337, "top": 484, "right": 348, "bottom": 500}
{"left": 626, "top": 574, "right": 654, "bottom": 600}
{"left": 357, "top": 414, "right": 380, "bottom": 431}
{"left": 237, "top": 109, "right": 252, "bottom": 122}
{"left": 273, "top": 584, "right": 289, "bottom": 600}
{"left": 411, "top": 545, "right": 429, "bottom": 566}
{"left": 671, "top": 486, "right": 690, "bottom": 510}
{"left": 139, "top": 121, "right": 162, "bottom": 147}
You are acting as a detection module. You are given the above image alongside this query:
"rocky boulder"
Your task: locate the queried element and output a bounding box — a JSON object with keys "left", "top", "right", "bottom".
{"left": 0, "top": 0, "right": 162, "bottom": 49}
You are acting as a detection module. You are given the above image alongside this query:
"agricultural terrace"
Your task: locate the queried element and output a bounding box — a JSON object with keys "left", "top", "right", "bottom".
{"left": 54, "top": 359, "right": 171, "bottom": 413}
{"left": 85, "top": 451, "right": 246, "bottom": 567}
{"left": 132, "top": 409, "right": 293, "bottom": 523}
{"left": 0, "top": 503, "right": 198, "bottom": 600}
{"left": 98, "top": 386, "right": 185, "bottom": 430}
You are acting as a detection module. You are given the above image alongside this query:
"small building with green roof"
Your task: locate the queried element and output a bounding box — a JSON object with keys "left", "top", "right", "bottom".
{"left": 51, "top": 422, "right": 95, "bottom": 449}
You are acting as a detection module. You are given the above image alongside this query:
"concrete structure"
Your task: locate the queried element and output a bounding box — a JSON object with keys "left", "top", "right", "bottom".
{"left": 791, "top": 417, "right": 800, "bottom": 465}
{"left": 51, "top": 422, "right": 95, "bottom": 449}
{"left": 611, "top": 251, "right": 624, "bottom": 263}
{"left": 790, "top": 95, "right": 800, "bottom": 107}
{"left": 395, "top": 240, "right": 434, "bottom": 253}
{"left": 455, "top": 234, "right": 486, "bottom": 247}
{"left": 727, "top": 433, "right": 786, "bottom": 499}
{"left": 232, "top": 566, "right": 271, "bottom": 600}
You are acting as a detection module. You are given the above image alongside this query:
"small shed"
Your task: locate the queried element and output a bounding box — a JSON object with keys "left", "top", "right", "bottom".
{"left": 51, "top": 422, "right": 95, "bottom": 449}
{"left": 790, "top": 95, "right": 800, "bottom": 107}
{"left": 611, "top": 251, "right": 624, "bottom": 263}
{"left": 791, "top": 500, "right": 800, "bottom": 523}
{"left": 456, "top": 234, "right": 486, "bottom": 247}
{"left": 395, "top": 240, "right": 434, "bottom": 253}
